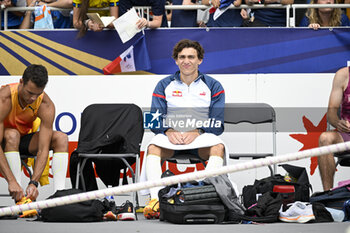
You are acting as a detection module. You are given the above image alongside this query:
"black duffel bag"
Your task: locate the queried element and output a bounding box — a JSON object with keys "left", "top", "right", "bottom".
{"left": 242, "top": 164, "right": 312, "bottom": 208}
{"left": 40, "top": 189, "right": 106, "bottom": 222}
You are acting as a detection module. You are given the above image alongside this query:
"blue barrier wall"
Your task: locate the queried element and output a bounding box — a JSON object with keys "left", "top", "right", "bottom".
{"left": 0, "top": 28, "right": 349, "bottom": 75}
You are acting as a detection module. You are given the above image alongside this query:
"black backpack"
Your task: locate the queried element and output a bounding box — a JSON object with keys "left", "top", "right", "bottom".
{"left": 40, "top": 189, "right": 107, "bottom": 222}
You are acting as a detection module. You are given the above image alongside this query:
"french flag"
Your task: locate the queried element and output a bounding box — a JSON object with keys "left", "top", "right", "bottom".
{"left": 103, "top": 35, "right": 151, "bottom": 74}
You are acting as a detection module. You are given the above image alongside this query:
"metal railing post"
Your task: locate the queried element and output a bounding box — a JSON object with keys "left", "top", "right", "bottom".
{"left": 286, "top": 4, "right": 290, "bottom": 28}
{"left": 4, "top": 8, "right": 8, "bottom": 30}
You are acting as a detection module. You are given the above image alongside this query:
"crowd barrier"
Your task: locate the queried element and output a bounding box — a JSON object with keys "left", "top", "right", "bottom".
{"left": 1, "top": 4, "right": 350, "bottom": 29}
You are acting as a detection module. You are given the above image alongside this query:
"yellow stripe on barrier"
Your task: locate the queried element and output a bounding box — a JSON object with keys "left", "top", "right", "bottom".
{"left": 0, "top": 46, "right": 27, "bottom": 75}
{"left": 0, "top": 33, "right": 67, "bottom": 75}
{"left": 19, "top": 31, "right": 112, "bottom": 73}
{"left": 2, "top": 31, "right": 103, "bottom": 75}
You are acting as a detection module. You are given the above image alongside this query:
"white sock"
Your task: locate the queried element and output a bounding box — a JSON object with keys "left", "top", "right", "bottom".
{"left": 52, "top": 152, "right": 68, "bottom": 191}
{"left": 205, "top": 155, "right": 223, "bottom": 171}
{"left": 146, "top": 154, "right": 162, "bottom": 200}
{"left": 5, "top": 151, "right": 21, "bottom": 184}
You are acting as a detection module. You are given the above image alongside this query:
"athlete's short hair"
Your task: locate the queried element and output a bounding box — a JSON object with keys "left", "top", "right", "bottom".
{"left": 22, "top": 64, "right": 48, "bottom": 88}
{"left": 172, "top": 39, "right": 204, "bottom": 60}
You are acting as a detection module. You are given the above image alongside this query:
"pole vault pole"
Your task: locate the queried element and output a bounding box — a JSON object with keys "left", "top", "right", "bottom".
{"left": 1, "top": 141, "right": 349, "bottom": 217}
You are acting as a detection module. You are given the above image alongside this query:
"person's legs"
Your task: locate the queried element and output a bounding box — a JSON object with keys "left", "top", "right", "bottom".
{"left": 27, "top": 131, "right": 69, "bottom": 191}
{"left": 318, "top": 131, "right": 344, "bottom": 191}
{"left": 146, "top": 144, "right": 174, "bottom": 199}
{"left": 143, "top": 143, "right": 225, "bottom": 218}
{"left": 50, "top": 131, "right": 68, "bottom": 191}
{"left": 144, "top": 144, "right": 173, "bottom": 218}
{"left": 198, "top": 143, "right": 225, "bottom": 171}
{"left": 3, "top": 128, "right": 22, "bottom": 184}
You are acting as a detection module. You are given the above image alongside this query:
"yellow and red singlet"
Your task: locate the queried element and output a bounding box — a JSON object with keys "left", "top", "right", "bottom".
{"left": 3, "top": 83, "right": 43, "bottom": 136}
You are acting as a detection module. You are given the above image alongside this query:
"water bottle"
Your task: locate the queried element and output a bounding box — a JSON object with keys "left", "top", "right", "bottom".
{"left": 106, "top": 194, "right": 115, "bottom": 203}
{"left": 325, "top": 207, "right": 345, "bottom": 222}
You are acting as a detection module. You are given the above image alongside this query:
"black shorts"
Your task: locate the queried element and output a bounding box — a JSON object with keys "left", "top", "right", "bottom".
{"left": 19, "top": 133, "right": 36, "bottom": 157}
{"left": 173, "top": 149, "right": 199, "bottom": 157}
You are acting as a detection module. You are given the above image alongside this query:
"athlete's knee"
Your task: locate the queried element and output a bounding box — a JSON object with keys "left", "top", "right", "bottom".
{"left": 319, "top": 132, "right": 338, "bottom": 146}
{"left": 211, "top": 143, "right": 225, "bottom": 157}
{"left": 51, "top": 131, "right": 68, "bottom": 151}
{"left": 213, "top": 143, "right": 224, "bottom": 151}
{"left": 3, "top": 129, "right": 21, "bottom": 149}
{"left": 147, "top": 144, "right": 161, "bottom": 155}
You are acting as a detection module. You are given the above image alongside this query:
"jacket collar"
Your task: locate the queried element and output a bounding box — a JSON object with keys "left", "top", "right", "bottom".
{"left": 173, "top": 70, "right": 204, "bottom": 83}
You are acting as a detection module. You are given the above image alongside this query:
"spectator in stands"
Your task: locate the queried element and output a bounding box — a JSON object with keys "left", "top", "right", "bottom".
{"left": 242, "top": 0, "right": 294, "bottom": 27}
{"left": 170, "top": 0, "right": 198, "bottom": 27}
{"left": 293, "top": 0, "right": 308, "bottom": 26}
{"left": 318, "top": 66, "right": 349, "bottom": 191}
{"left": 1, "top": 0, "right": 26, "bottom": 29}
{"left": 299, "top": 0, "right": 350, "bottom": 29}
{"left": 118, "top": 0, "right": 168, "bottom": 28}
{"left": 73, "top": 0, "right": 119, "bottom": 37}
{"left": 20, "top": 0, "right": 72, "bottom": 29}
{"left": 19, "top": 0, "right": 36, "bottom": 29}
{"left": 202, "top": 0, "right": 243, "bottom": 27}
{"left": 43, "top": 0, "right": 73, "bottom": 28}
{"left": 337, "top": 0, "right": 350, "bottom": 20}
{"left": 141, "top": 39, "right": 226, "bottom": 219}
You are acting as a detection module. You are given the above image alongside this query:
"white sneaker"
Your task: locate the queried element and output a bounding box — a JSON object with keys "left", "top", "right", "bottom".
{"left": 279, "top": 201, "right": 315, "bottom": 223}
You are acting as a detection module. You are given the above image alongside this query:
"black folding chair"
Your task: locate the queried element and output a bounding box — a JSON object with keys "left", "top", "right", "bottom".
{"left": 224, "top": 103, "right": 277, "bottom": 176}
{"left": 164, "top": 152, "right": 206, "bottom": 167}
{"left": 70, "top": 104, "right": 144, "bottom": 214}
{"left": 334, "top": 152, "right": 350, "bottom": 167}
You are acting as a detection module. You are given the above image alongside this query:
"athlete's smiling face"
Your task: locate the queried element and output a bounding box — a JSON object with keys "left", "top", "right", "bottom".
{"left": 175, "top": 47, "right": 203, "bottom": 78}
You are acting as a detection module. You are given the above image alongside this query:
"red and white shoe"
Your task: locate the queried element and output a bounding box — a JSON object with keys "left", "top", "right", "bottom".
{"left": 116, "top": 201, "right": 136, "bottom": 221}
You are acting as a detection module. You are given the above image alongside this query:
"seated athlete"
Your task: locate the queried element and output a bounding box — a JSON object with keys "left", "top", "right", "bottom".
{"left": 0, "top": 64, "right": 68, "bottom": 202}
{"left": 141, "top": 39, "right": 226, "bottom": 219}
{"left": 319, "top": 66, "right": 350, "bottom": 191}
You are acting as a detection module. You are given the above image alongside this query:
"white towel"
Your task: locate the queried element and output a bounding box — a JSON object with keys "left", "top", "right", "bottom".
{"left": 139, "top": 133, "right": 238, "bottom": 195}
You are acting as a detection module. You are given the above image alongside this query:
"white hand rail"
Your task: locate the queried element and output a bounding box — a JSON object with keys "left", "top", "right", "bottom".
{"left": 1, "top": 4, "right": 350, "bottom": 30}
